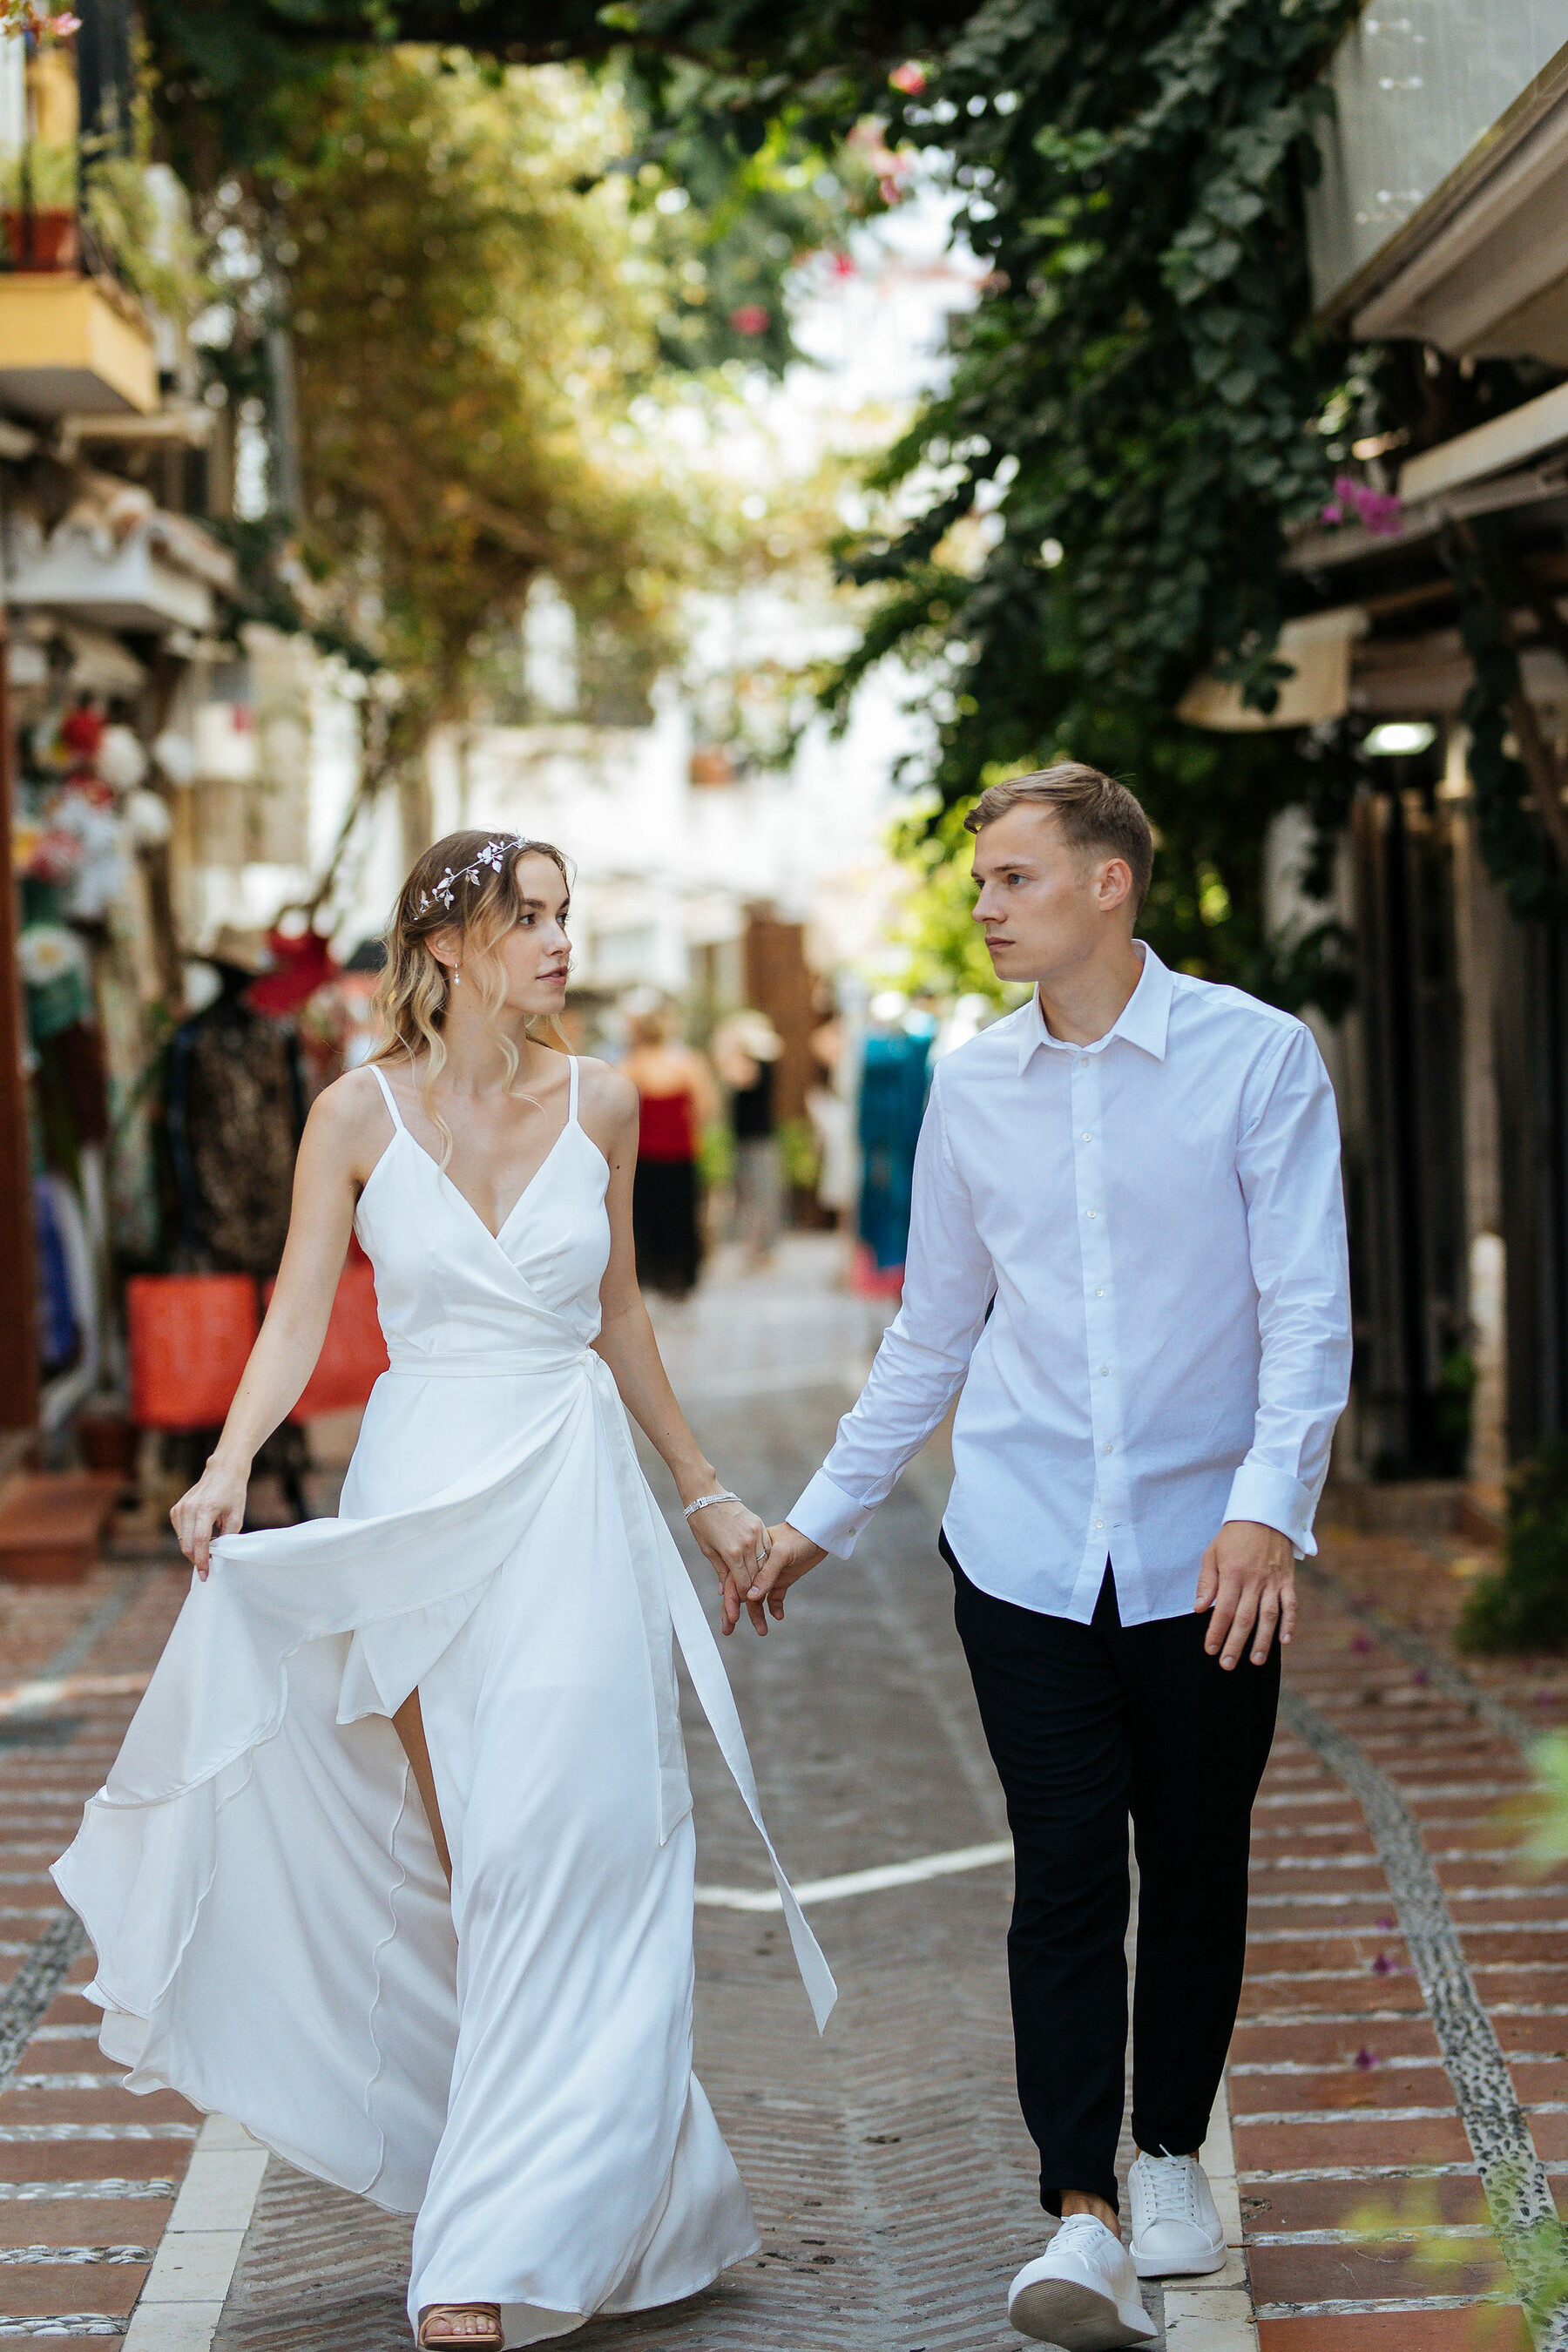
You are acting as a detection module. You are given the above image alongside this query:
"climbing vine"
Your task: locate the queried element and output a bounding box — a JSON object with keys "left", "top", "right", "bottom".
{"left": 148, "top": 0, "right": 1415, "bottom": 992}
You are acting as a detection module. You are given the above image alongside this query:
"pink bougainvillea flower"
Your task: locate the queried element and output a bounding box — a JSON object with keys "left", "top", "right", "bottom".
{"left": 727, "top": 305, "right": 769, "bottom": 335}
{"left": 889, "top": 61, "right": 928, "bottom": 94}
{"left": 1332, "top": 472, "right": 1404, "bottom": 537}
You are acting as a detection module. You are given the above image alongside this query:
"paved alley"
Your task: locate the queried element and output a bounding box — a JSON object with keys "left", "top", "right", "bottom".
{"left": 2, "top": 1239, "right": 1565, "bottom": 2351}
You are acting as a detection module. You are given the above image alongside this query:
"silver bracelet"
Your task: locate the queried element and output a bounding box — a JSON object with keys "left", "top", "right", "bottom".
{"left": 684, "top": 1488, "right": 740, "bottom": 1520}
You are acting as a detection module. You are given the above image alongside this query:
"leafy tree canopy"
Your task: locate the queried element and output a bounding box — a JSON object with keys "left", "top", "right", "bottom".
{"left": 147, "top": 0, "right": 1568, "bottom": 995}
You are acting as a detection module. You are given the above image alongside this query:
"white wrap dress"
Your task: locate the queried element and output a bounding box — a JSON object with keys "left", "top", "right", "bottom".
{"left": 53, "top": 1058, "right": 835, "bottom": 2344}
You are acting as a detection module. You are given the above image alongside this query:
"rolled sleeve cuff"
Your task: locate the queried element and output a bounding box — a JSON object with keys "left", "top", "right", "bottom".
{"left": 1225, "top": 1462, "right": 1318, "bottom": 1558}
{"left": 788, "top": 1469, "right": 876, "bottom": 1559}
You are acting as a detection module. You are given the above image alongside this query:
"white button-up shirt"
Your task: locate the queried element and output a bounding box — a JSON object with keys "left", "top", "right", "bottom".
{"left": 790, "top": 945, "right": 1352, "bottom": 1625}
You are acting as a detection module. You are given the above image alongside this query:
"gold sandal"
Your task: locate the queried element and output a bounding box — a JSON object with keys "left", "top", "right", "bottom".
{"left": 416, "top": 2306, "right": 504, "bottom": 2348}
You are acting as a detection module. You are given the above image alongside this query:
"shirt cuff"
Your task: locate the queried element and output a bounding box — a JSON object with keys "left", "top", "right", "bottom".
{"left": 1224, "top": 1463, "right": 1318, "bottom": 1558}
{"left": 787, "top": 1470, "right": 875, "bottom": 1559}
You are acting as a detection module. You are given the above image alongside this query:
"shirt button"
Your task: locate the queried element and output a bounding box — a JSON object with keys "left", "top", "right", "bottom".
{"left": 1077, "top": 1056, "right": 1088, "bottom": 1067}
{"left": 1103, "top": 1442, "right": 1114, "bottom": 1455}
{"left": 1085, "top": 1209, "right": 1097, "bottom": 1220}
{"left": 1098, "top": 1364, "right": 1110, "bottom": 1375}
{"left": 1095, "top": 1519, "right": 1105, "bottom": 1531}
{"left": 1095, "top": 1288, "right": 1105, "bottom": 1298}
{"left": 1081, "top": 1131, "right": 1092, "bottom": 1141}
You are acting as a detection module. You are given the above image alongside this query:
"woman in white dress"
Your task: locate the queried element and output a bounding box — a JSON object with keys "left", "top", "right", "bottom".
{"left": 53, "top": 832, "right": 834, "bottom": 2349}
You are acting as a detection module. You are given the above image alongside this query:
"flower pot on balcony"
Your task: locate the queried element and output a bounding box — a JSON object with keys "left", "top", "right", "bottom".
{"left": 2, "top": 208, "right": 78, "bottom": 269}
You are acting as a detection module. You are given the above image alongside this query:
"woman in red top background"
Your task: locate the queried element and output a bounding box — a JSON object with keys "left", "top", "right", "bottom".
{"left": 622, "top": 993, "right": 718, "bottom": 1298}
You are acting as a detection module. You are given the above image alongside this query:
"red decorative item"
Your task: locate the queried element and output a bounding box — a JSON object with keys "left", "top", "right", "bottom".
{"left": 263, "top": 1257, "right": 389, "bottom": 1420}
{"left": 126, "top": 1274, "right": 259, "bottom": 1430}
{"left": 248, "top": 929, "right": 339, "bottom": 1017}
{"left": 59, "top": 706, "right": 105, "bottom": 761}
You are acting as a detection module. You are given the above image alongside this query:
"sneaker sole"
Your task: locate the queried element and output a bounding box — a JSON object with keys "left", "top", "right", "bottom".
{"left": 1132, "top": 2240, "right": 1227, "bottom": 2281}
{"left": 1007, "top": 2275, "right": 1156, "bottom": 2348}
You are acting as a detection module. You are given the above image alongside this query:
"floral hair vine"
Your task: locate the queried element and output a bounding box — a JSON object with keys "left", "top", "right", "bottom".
{"left": 416, "top": 837, "right": 518, "bottom": 916}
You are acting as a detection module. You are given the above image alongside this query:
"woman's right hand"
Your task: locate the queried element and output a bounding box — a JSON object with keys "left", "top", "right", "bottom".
{"left": 171, "top": 1458, "right": 250, "bottom": 1581}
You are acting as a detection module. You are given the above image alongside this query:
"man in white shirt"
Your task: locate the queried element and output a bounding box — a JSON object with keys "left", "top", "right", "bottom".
{"left": 744, "top": 764, "right": 1352, "bottom": 2348}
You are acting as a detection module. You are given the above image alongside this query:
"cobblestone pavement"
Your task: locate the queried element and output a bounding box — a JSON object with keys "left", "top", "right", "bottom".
{"left": 8, "top": 1238, "right": 1568, "bottom": 2352}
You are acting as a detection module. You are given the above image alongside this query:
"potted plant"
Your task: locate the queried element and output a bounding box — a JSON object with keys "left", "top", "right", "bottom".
{"left": 0, "top": 140, "right": 79, "bottom": 269}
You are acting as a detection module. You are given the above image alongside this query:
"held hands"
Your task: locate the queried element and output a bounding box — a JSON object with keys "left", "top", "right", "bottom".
{"left": 1196, "top": 1518, "right": 1297, "bottom": 1668}
{"left": 733, "top": 1522, "right": 826, "bottom": 1636}
{"left": 171, "top": 1457, "right": 250, "bottom": 1582}
{"left": 684, "top": 1497, "right": 774, "bottom": 1635}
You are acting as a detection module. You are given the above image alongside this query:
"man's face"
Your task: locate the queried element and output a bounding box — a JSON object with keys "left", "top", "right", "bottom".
{"left": 970, "top": 804, "right": 1131, "bottom": 985}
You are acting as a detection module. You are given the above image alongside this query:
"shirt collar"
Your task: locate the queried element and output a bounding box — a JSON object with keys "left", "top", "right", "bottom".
{"left": 1017, "top": 942, "right": 1173, "bottom": 1074}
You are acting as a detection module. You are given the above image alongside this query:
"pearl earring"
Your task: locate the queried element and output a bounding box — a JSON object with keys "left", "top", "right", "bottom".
{"left": 451, "top": 969, "right": 461, "bottom": 987}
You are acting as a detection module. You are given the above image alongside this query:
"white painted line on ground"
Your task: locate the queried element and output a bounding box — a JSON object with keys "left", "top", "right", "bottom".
{"left": 696, "top": 1837, "right": 1013, "bottom": 1912}
{"left": 0, "top": 1673, "right": 150, "bottom": 1720}
{"left": 121, "top": 2113, "right": 266, "bottom": 2352}
{"left": 662, "top": 1359, "right": 864, "bottom": 1403}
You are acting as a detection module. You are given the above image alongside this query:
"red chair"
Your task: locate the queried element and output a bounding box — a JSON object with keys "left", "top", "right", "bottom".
{"left": 126, "top": 1274, "right": 260, "bottom": 1430}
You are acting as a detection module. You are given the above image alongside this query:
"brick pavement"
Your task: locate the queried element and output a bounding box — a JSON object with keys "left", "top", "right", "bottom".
{"left": 6, "top": 1240, "right": 1568, "bottom": 2351}
{"left": 0, "top": 1551, "right": 194, "bottom": 2348}
{"left": 1237, "top": 1518, "right": 1568, "bottom": 2352}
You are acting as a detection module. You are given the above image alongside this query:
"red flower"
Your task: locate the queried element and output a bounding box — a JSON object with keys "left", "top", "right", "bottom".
{"left": 728, "top": 305, "right": 769, "bottom": 335}
{"left": 889, "top": 61, "right": 927, "bottom": 95}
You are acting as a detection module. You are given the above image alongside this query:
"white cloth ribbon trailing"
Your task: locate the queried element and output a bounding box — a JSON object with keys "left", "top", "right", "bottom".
{"left": 585, "top": 1350, "right": 837, "bottom": 2032}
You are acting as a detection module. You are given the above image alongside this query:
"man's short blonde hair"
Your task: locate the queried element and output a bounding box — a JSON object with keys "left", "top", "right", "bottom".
{"left": 964, "top": 762, "right": 1154, "bottom": 912}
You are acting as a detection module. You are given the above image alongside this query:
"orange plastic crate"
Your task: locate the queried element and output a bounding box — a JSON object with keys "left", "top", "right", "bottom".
{"left": 126, "top": 1274, "right": 260, "bottom": 1431}
{"left": 264, "top": 1259, "right": 389, "bottom": 1421}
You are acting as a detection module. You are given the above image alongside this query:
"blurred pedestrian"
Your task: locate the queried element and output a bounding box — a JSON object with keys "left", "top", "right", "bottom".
{"left": 56, "top": 831, "right": 833, "bottom": 2351}
{"left": 752, "top": 766, "right": 1351, "bottom": 2349}
{"left": 621, "top": 988, "right": 717, "bottom": 1298}
{"left": 806, "top": 990, "right": 858, "bottom": 1238}
{"left": 855, "top": 991, "right": 934, "bottom": 1286}
{"left": 713, "top": 1008, "right": 784, "bottom": 1265}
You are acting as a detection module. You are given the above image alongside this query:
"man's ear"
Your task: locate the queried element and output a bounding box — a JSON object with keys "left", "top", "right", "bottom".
{"left": 1096, "top": 856, "right": 1134, "bottom": 915}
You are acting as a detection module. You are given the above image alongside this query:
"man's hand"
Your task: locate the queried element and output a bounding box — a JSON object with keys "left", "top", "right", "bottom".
{"left": 1196, "top": 1519, "right": 1297, "bottom": 1669}
{"left": 731, "top": 1522, "right": 827, "bottom": 1636}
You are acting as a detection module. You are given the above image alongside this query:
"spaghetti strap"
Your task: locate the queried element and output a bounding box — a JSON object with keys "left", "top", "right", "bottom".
{"left": 368, "top": 1063, "right": 405, "bottom": 1133}
{"left": 566, "top": 1054, "right": 580, "bottom": 1126}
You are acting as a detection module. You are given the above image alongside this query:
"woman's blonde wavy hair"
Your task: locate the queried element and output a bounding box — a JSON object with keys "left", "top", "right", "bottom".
{"left": 369, "top": 829, "right": 572, "bottom": 1167}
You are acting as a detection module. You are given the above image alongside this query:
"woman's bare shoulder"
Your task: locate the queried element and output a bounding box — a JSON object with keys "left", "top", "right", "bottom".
{"left": 307, "top": 1064, "right": 399, "bottom": 1160}
{"left": 575, "top": 1055, "right": 639, "bottom": 1126}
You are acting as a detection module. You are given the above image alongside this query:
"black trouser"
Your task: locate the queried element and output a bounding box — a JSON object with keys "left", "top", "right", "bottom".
{"left": 943, "top": 1535, "right": 1279, "bottom": 2216}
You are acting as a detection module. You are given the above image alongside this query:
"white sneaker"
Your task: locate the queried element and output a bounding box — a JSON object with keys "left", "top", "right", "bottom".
{"left": 1126, "top": 2151, "right": 1227, "bottom": 2278}
{"left": 1006, "top": 2213, "right": 1158, "bottom": 2347}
